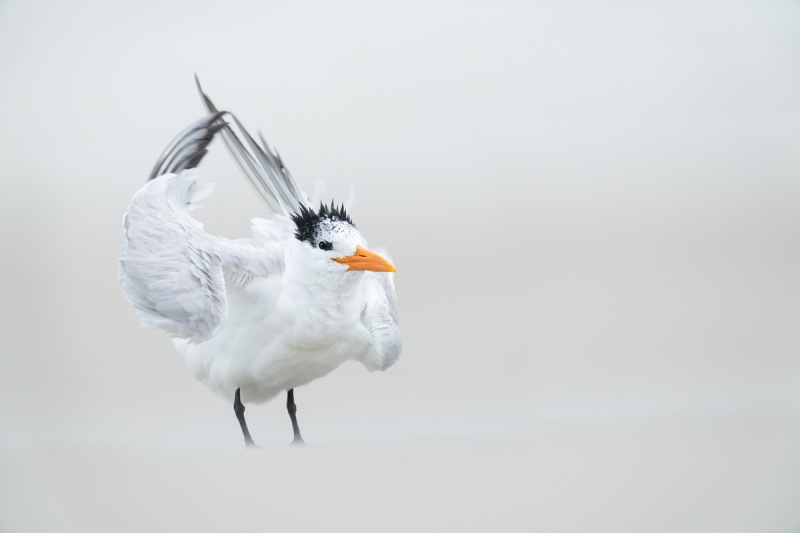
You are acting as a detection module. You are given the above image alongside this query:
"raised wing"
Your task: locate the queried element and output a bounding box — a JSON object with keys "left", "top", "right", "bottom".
{"left": 120, "top": 116, "right": 284, "bottom": 343}
{"left": 195, "top": 76, "right": 310, "bottom": 217}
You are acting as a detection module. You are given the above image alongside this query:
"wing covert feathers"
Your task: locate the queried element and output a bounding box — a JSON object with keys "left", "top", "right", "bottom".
{"left": 120, "top": 171, "right": 285, "bottom": 342}
{"left": 120, "top": 172, "right": 226, "bottom": 341}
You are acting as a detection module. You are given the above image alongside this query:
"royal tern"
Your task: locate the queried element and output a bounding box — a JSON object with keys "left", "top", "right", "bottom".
{"left": 119, "top": 83, "right": 401, "bottom": 447}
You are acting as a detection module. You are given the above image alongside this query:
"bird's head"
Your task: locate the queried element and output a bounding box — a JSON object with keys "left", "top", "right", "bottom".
{"left": 291, "top": 202, "right": 396, "bottom": 273}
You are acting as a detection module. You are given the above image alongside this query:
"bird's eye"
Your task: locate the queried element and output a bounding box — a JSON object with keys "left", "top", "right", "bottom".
{"left": 318, "top": 241, "right": 333, "bottom": 251}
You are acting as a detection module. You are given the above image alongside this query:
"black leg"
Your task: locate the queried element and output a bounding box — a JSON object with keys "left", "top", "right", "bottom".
{"left": 286, "top": 389, "right": 305, "bottom": 445}
{"left": 234, "top": 388, "right": 257, "bottom": 448}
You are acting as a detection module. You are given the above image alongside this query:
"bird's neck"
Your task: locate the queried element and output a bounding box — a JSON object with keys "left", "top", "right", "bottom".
{"left": 283, "top": 243, "right": 365, "bottom": 315}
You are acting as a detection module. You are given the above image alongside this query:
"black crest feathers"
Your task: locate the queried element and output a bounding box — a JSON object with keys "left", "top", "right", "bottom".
{"left": 291, "top": 201, "right": 355, "bottom": 242}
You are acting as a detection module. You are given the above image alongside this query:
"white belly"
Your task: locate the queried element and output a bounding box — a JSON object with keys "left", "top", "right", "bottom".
{"left": 174, "top": 276, "right": 371, "bottom": 404}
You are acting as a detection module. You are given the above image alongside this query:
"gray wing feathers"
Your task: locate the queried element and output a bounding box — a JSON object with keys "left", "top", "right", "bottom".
{"left": 148, "top": 112, "right": 226, "bottom": 181}
{"left": 123, "top": 90, "right": 293, "bottom": 342}
{"left": 120, "top": 173, "right": 226, "bottom": 341}
{"left": 195, "top": 76, "right": 310, "bottom": 216}
{"left": 120, "top": 171, "right": 285, "bottom": 342}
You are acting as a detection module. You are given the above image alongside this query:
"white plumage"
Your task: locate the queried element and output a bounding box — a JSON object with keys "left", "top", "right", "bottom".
{"left": 119, "top": 85, "right": 401, "bottom": 446}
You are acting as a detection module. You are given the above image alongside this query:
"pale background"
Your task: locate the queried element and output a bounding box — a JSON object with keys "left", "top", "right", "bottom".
{"left": 1, "top": 0, "right": 799, "bottom": 531}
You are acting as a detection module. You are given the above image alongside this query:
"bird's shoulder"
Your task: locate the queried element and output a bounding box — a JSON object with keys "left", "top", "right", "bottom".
{"left": 249, "top": 214, "right": 296, "bottom": 244}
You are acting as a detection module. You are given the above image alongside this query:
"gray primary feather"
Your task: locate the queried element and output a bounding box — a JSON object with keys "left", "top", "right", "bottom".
{"left": 194, "top": 76, "right": 310, "bottom": 216}
{"left": 148, "top": 112, "right": 226, "bottom": 181}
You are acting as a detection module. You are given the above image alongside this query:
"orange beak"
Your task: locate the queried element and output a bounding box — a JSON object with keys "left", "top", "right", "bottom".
{"left": 332, "top": 246, "right": 397, "bottom": 272}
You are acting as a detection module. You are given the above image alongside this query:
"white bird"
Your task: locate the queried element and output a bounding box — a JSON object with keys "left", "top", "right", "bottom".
{"left": 119, "top": 81, "right": 401, "bottom": 447}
